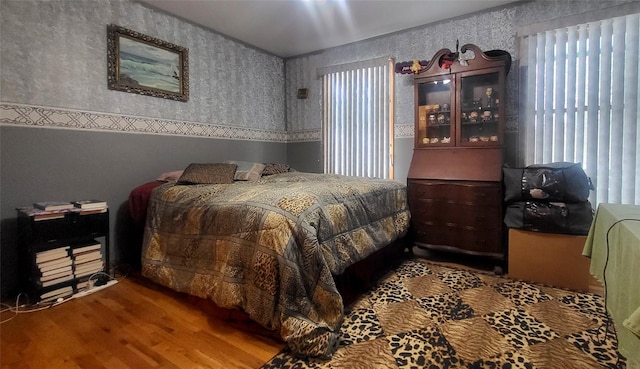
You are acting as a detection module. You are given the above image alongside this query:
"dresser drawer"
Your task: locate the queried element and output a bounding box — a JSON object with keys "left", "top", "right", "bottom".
{"left": 410, "top": 200, "right": 501, "bottom": 228}
{"left": 408, "top": 179, "right": 501, "bottom": 206}
{"left": 413, "top": 224, "right": 502, "bottom": 254}
{"left": 407, "top": 178, "right": 504, "bottom": 258}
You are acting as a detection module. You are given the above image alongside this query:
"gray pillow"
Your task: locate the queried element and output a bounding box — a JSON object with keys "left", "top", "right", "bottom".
{"left": 178, "top": 163, "right": 237, "bottom": 184}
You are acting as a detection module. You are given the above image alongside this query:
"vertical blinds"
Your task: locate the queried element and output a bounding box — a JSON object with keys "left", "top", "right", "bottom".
{"left": 321, "top": 59, "right": 394, "bottom": 179}
{"left": 521, "top": 13, "right": 640, "bottom": 206}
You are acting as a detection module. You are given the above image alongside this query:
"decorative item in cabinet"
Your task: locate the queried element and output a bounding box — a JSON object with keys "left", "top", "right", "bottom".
{"left": 416, "top": 76, "right": 453, "bottom": 146}
{"left": 459, "top": 72, "right": 502, "bottom": 145}
{"left": 406, "top": 43, "right": 511, "bottom": 272}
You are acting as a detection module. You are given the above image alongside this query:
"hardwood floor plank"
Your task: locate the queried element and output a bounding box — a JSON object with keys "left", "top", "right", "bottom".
{"left": 1, "top": 273, "right": 284, "bottom": 369}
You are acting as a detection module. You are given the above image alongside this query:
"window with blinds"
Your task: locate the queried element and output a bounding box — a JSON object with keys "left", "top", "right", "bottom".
{"left": 520, "top": 12, "right": 639, "bottom": 206}
{"left": 319, "top": 57, "right": 394, "bottom": 179}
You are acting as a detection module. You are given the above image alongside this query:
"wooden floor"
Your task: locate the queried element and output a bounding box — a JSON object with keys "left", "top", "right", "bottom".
{"left": 0, "top": 273, "right": 285, "bottom": 369}
{"left": 0, "top": 249, "right": 489, "bottom": 369}
{"left": 1, "top": 248, "right": 602, "bottom": 369}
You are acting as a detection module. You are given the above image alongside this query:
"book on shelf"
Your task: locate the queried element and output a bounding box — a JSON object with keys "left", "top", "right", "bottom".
{"left": 36, "top": 246, "right": 69, "bottom": 257}
{"left": 74, "top": 251, "right": 102, "bottom": 264}
{"left": 72, "top": 240, "right": 103, "bottom": 264}
{"left": 75, "top": 258, "right": 104, "bottom": 268}
{"left": 39, "top": 264, "right": 73, "bottom": 277}
{"left": 35, "top": 246, "right": 70, "bottom": 263}
{"left": 33, "top": 201, "right": 74, "bottom": 211}
{"left": 40, "top": 286, "right": 73, "bottom": 302}
{"left": 76, "top": 279, "right": 90, "bottom": 291}
{"left": 38, "top": 257, "right": 72, "bottom": 272}
{"left": 17, "top": 206, "right": 69, "bottom": 221}
{"left": 76, "top": 208, "right": 108, "bottom": 216}
{"left": 72, "top": 240, "right": 102, "bottom": 254}
{"left": 72, "top": 200, "right": 107, "bottom": 210}
{"left": 33, "top": 212, "right": 66, "bottom": 221}
{"left": 74, "top": 261, "right": 104, "bottom": 278}
{"left": 75, "top": 269, "right": 104, "bottom": 279}
{"left": 74, "top": 259, "right": 103, "bottom": 272}
{"left": 40, "top": 270, "right": 73, "bottom": 283}
{"left": 39, "top": 273, "right": 74, "bottom": 287}
{"left": 36, "top": 255, "right": 73, "bottom": 271}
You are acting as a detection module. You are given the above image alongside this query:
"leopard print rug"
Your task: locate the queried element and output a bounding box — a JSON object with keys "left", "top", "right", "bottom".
{"left": 261, "top": 258, "right": 626, "bottom": 369}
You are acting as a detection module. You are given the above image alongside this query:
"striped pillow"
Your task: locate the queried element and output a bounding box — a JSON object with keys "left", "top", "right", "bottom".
{"left": 224, "top": 160, "right": 265, "bottom": 181}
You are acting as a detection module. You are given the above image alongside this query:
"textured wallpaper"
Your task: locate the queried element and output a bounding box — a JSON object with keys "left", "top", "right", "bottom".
{"left": 285, "top": 5, "right": 517, "bottom": 133}
{"left": 0, "top": 0, "right": 285, "bottom": 131}
{"left": 0, "top": 0, "right": 632, "bottom": 140}
{"left": 284, "top": 0, "right": 632, "bottom": 134}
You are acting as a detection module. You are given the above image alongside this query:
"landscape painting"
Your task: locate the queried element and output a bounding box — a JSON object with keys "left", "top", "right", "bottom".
{"left": 107, "top": 25, "right": 189, "bottom": 102}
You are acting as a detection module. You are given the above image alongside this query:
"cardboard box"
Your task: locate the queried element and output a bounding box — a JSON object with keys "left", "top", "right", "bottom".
{"left": 508, "top": 229, "right": 599, "bottom": 292}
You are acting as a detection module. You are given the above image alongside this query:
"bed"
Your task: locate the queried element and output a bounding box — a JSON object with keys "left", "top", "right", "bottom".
{"left": 134, "top": 164, "right": 410, "bottom": 358}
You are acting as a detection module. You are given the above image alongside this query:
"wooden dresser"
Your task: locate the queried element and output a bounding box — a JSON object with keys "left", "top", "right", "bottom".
{"left": 408, "top": 179, "right": 503, "bottom": 257}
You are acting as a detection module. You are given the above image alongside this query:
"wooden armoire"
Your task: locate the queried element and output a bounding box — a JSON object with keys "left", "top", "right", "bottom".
{"left": 407, "top": 44, "right": 511, "bottom": 271}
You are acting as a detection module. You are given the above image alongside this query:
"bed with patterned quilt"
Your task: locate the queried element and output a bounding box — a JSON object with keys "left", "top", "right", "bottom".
{"left": 138, "top": 164, "right": 410, "bottom": 358}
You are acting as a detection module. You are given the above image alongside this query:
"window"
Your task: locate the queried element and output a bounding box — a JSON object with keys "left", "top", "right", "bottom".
{"left": 520, "top": 12, "right": 639, "bottom": 206}
{"left": 319, "top": 57, "right": 395, "bottom": 179}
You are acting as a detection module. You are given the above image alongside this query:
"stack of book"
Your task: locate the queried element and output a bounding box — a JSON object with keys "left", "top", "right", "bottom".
{"left": 40, "top": 286, "right": 73, "bottom": 303}
{"left": 72, "top": 240, "right": 104, "bottom": 279}
{"left": 34, "top": 201, "right": 75, "bottom": 212}
{"left": 35, "top": 246, "right": 73, "bottom": 289}
{"left": 18, "top": 201, "right": 75, "bottom": 221}
{"left": 17, "top": 200, "right": 108, "bottom": 221}
{"left": 72, "top": 200, "right": 108, "bottom": 215}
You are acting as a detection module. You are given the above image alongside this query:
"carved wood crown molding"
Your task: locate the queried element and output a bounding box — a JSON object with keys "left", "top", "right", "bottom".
{"left": 396, "top": 43, "right": 512, "bottom": 77}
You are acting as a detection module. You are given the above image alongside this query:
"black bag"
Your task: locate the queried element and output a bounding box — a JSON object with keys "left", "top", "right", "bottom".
{"left": 504, "top": 201, "right": 594, "bottom": 235}
{"left": 503, "top": 162, "right": 593, "bottom": 203}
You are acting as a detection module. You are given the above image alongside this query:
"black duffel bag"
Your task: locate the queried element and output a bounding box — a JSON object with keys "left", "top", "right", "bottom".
{"left": 503, "top": 162, "right": 593, "bottom": 203}
{"left": 504, "top": 201, "right": 594, "bottom": 235}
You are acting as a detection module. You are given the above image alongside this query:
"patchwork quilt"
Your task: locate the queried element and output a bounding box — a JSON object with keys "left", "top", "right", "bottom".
{"left": 141, "top": 172, "right": 410, "bottom": 357}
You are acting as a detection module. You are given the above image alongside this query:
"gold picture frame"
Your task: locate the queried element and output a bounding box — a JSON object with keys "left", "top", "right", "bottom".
{"left": 107, "top": 24, "right": 189, "bottom": 102}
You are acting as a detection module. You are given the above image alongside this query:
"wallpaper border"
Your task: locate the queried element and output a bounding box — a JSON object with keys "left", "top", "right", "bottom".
{"left": 0, "top": 103, "right": 291, "bottom": 142}
{"left": 0, "top": 103, "right": 418, "bottom": 142}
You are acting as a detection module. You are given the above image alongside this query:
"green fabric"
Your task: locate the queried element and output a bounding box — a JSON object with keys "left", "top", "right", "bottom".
{"left": 583, "top": 203, "right": 640, "bottom": 362}
{"left": 624, "top": 307, "right": 640, "bottom": 337}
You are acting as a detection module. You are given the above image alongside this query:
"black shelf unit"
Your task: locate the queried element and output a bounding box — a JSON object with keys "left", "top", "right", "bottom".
{"left": 17, "top": 209, "right": 110, "bottom": 301}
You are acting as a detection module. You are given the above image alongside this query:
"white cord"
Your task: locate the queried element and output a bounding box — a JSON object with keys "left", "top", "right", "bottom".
{"left": 0, "top": 271, "right": 120, "bottom": 323}
{"left": 0, "top": 292, "right": 64, "bottom": 323}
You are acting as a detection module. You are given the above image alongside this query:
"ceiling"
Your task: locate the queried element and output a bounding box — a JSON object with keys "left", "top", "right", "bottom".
{"left": 137, "top": 0, "right": 519, "bottom": 58}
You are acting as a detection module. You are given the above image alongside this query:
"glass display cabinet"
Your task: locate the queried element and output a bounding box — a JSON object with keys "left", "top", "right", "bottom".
{"left": 416, "top": 77, "right": 453, "bottom": 146}
{"left": 414, "top": 60, "right": 506, "bottom": 148}
{"left": 408, "top": 44, "right": 511, "bottom": 272}
{"left": 459, "top": 71, "right": 502, "bottom": 145}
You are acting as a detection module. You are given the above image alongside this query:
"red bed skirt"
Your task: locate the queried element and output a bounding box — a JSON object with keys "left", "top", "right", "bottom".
{"left": 128, "top": 180, "right": 164, "bottom": 227}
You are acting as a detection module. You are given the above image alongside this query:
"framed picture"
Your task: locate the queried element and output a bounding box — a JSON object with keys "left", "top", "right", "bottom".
{"left": 107, "top": 24, "right": 189, "bottom": 102}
